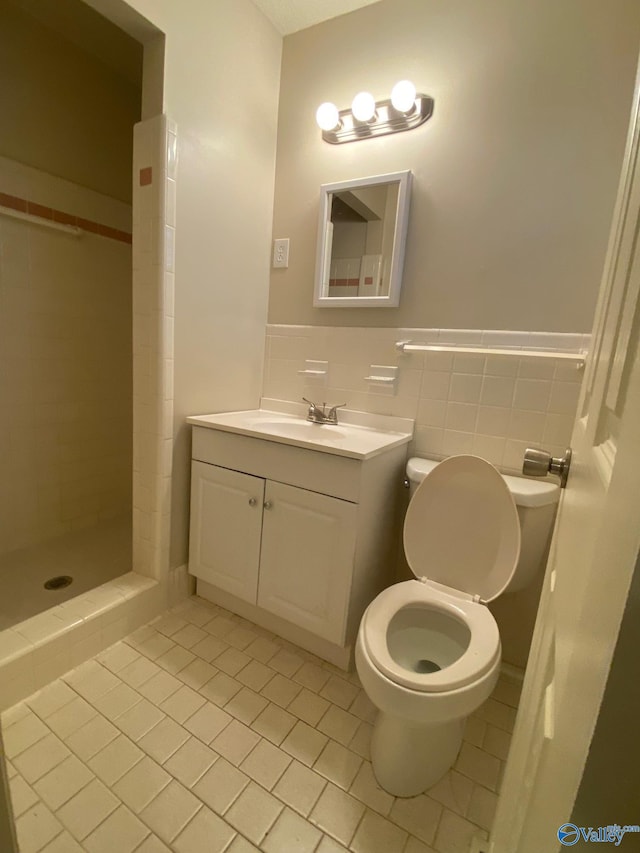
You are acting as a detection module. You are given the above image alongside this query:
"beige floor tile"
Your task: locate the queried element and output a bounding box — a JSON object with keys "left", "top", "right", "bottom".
{"left": 235, "top": 660, "right": 274, "bottom": 692}
{"left": 97, "top": 642, "right": 140, "bottom": 674}
{"left": 13, "top": 732, "right": 71, "bottom": 783}
{"left": 268, "top": 648, "right": 305, "bottom": 678}
{"left": 56, "top": 777, "right": 119, "bottom": 840}
{"left": 132, "top": 631, "right": 175, "bottom": 661}
{"left": 138, "top": 670, "right": 183, "bottom": 705}
{"left": 177, "top": 658, "right": 217, "bottom": 690}
{"left": 115, "top": 699, "right": 165, "bottom": 741}
{"left": 65, "top": 715, "right": 119, "bottom": 761}
{"left": 224, "top": 686, "right": 268, "bottom": 725}
{"left": 134, "top": 834, "right": 172, "bottom": 852}
{"left": 192, "top": 757, "right": 249, "bottom": 814}
{"left": 119, "top": 656, "right": 161, "bottom": 689}
{"left": 63, "top": 661, "right": 119, "bottom": 702}
{"left": 211, "top": 718, "right": 260, "bottom": 765}
{"left": 152, "top": 614, "right": 188, "bottom": 639}
{"left": 466, "top": 784, "right": 498, "bottom": 831}
{"left": 215, "top": 647, "right": 251, "bottom": 677}
{"left": 226, "top": 624, "right": 260, "bottom": 651}
{"left": 294, "top": 662, "right": 331, "bottom": 693}
{"left": 251, "top": 702, "right": 296, "bottom": 745}
{"left": 427, "top": 770, "right": 474, "bottom": 816}
{"left": 433, "top": 808, "right": 485, "bottom": 853}
{"left": 156, "top": 645, "right": 195, "bottom": 675}
{"left": 240, "top": 737, "right": 291, "bottom": 790}
{"left": 262, "top": 806, "right": 322, "bottom": 853}
{"left": 15, "top": 801, "right": 64, "bottom": 853}
{"left": 281, "top": 720, "right": 328, "bottom": 767}
{"left": 316, "top": 835, "right": 349, "bottom": 853}
{"left": 320, "top": 675, "right": 359, "bottom": 710}
{"left": 475, "top": 698, "right": 517, "bottom": 733}
{"left": 244, "top": 635, "right": 279, "bottom": 663}
{"left": 309, "top": 782, "right": 366, "bottom": 847}
{"left": 88, "top": 734, "right": 144, "bottom": 786}
{"left": 139, "top": 779, "right": 202, "bottom": 843}
{"left": 34, "top": 754, "right": 94, "bottom": 810}
{"left": 348, "top": 690, "right": 377, "bottom": 724}
{"left": 40, "top": 830, "right": 85, "bottom": 852}
{"left": 172, "top": 623, "right": 207, "bottom": 649}
{"left": 349, "top": 761, "right": 394, "bottom": 817}
{"left": 160, "top": 685, "right": 206, "bottom": 723}
{"left": 184, "top": 701, "right": 231, "bottom": 743}
{"left": 317, "top": 705, "right": 360, "bottom": 746}
{"left": 190, "top": 635, "right": 228, "bottom": 663}
{"left": 314, "top": 739, "right": 362, "bottom": 790}
{"left": 288, "top": 687, "right": 330, "bottom": 726}
{"left": 9, "top": 774, "right": 39, "bottom": 817}
{"left": 404, "top": 837, "right": 438, "bottom": 853}
{"left": 200, "top": 672, "right": 242, "bottom": 706}
{"left": 83, "top": 804, "right": 149, "bottom": 853}
{"left": 463, "top": 716, "right": 486, "bottom": 748}
{"left": 3, "top": 712, "right": 49, "bottom": 759}
{"left": 113, "top": 756, "right": 172, "bottom": 813}
{"left": 273, "top": 759, "right": 327, "bottom": 817}
{"left": 225, "top": 835, "right": 260, "bottom": 853}
{"left": 164, "top": 737, "right": 218, "bottom": 787}
{"left": 137, "top": 716, "right": 190, "bottom": 764}
{"left": 348, "top": 721, "right": 372, "bottom": 760}
{"left": 261, "top": 673, "right": 302, "bottom": 708}
{"left": 224, "top": 781, "right": 283, "bottom": 845}
{"left": 92, "top": 682, "right": 141, "bottom": 721}
{"left": 45, "top": 696, "right": 97, "bottom": 740}
{"left": 482, "top": 724, "right": 511, "bottom": 760}
{"left": 455, "top": 743, "right": 501, "bottom": 791}
{"left": 351, "top": 808, "right": 409, "bottom": 853}
{"left": 389, "top": 794, "right": 442, "bottom": 846}
{"left": 27, "top": 681, "right": 76, "bottom": 719}
{"left": 172, "top": 805, "right": 235, "bottom": 853}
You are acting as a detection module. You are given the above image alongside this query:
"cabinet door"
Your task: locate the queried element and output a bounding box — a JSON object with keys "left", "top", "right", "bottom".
{"left": 189, "top": 461, "right": 264, "bottom": 603}
{"left": 258, "top": 481, "right": 357, "bottom": 644}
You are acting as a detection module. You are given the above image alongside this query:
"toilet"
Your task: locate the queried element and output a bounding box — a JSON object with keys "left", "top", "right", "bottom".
{"left": 355, "top": 454, "right": 559, "bottom": 797}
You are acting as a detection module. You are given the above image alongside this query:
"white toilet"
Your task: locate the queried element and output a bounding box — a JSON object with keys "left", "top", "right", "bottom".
{"left": 355, "top": 454, "right": 559, "bottom": 797}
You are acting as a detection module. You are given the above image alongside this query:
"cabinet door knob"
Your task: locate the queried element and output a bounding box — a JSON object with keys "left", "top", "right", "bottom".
{"left": 263, "top": 500, "right": 273, "bottom": 510}
{"left": 248, "top": 497, "right": 257, "bottom": 507}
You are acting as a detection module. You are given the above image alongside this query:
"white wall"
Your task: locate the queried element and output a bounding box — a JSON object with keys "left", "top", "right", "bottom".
{"left": 268, "top": 0, "right": 640, "bottom": 332}
{"left": 86, "top": 0, "right": 283, "bottom": 569}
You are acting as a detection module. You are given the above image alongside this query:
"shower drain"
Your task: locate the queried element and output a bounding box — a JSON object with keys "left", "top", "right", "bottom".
{"left": 44, "top": 575, "right": 73, "bottom": 591}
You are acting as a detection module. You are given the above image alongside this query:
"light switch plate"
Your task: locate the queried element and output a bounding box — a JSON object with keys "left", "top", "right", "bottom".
{"left": 273, "top": 238, "right": 290, "bottom": 268}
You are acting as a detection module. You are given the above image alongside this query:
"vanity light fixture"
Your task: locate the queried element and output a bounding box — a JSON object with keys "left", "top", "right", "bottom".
{"left": 316, "top": 80, "right": 433, "bottom": 144}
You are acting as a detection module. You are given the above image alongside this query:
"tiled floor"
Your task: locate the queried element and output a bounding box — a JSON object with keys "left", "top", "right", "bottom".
{"left": 2, "top": 596, "right": 520, "bottom": 853}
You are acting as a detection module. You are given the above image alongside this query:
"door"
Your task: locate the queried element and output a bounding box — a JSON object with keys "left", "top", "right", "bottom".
{"left": 490, "top": 61, "right": 640, "bottom": 852}
{"left": 258, "top": 481, "right": 357, "bottom": 644}
{"left": 188, "top": 462, "right": 264, "bottom": 603}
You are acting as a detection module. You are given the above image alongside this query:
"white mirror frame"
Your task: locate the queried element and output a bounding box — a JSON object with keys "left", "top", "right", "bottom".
{"left": 313, "top": 170, "right": 412, "bottom": 308}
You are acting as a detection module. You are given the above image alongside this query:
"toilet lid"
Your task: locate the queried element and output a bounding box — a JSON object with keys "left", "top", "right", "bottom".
{"left": 404, "top": 455, "right": 521, "bottom": 603}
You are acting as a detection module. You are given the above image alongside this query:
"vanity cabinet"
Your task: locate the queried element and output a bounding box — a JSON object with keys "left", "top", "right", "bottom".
{"left": 190, "top": 462, "right": 356, "bottom": 643}
{"left": 188, "top": 421, "right": 410, "bottom": 667}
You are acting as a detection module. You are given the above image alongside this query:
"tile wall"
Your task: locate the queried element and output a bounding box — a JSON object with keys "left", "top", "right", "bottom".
{"left": 131, "top": 115, "right": 176, "bottom": 581}
{"left": 263, "top": 325, "right": 588, "bottom": 475}
{"left": 0, "top": 157, "right": 133, "bottom": 555}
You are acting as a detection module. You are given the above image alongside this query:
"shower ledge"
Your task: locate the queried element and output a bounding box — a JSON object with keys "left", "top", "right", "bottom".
{"left": 0, "top": 572, "right": 164, "bottom": 712}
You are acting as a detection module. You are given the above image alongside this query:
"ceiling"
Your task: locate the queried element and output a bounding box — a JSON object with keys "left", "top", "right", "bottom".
{"left": 251, "top": 0, "right": 383, "bottom": 35}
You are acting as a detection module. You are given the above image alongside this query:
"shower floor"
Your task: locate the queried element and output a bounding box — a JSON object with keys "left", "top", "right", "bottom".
{"left": 0, "top": 514, "right": 132, "bottom": 631}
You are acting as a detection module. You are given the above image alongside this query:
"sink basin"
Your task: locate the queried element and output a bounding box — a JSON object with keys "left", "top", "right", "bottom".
{"left": 246, "top": 418, "right": 348, "bottom": 442}
{"left": 186, "top": 408, "right": 413, "bottom": 460}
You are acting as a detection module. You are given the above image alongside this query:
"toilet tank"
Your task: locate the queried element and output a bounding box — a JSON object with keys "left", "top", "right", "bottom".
{"left": 406, "top": 457, "right": 560, "bottom": 593}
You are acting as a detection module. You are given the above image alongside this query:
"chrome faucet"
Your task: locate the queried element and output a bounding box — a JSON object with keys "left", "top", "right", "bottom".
{"left": 302, "top": 398, "right": 346, "bottom": 425}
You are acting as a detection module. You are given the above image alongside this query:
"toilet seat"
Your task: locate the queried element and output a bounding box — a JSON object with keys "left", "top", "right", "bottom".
{"left": 362, "top": 580, "right": 500, "bottom": 693}
{"left": 361, "top": 455, "right": 519, "bottom": 694}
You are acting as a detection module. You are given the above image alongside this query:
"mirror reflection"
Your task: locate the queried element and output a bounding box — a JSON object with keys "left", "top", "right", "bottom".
{"left": 314, "top": 170, "right": 411, "bottom": 308}
{"left": 327, "top": 182, "right": 399, "bottom": 298}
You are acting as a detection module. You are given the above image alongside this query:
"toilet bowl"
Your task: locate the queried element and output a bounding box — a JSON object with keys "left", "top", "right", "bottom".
{"left": 356, "top": 453, "right": 558, "bottom": 797}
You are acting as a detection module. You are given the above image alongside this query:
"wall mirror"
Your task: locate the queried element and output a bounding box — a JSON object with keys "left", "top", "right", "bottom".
{"left": 314, "top": 170, "right": 412, "bottom": 308}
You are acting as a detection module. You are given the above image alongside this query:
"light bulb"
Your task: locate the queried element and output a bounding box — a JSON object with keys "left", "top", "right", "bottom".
{"left": 351, "top": 91, "right": 376, "bottom": 122}
{"left": 316, "top": 102, "right": 340, "bottom": 131}
{"left": 391, "top": 80, "right": 417, "bottom": 113}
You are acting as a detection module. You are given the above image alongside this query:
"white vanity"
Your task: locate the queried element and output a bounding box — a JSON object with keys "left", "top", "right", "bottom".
{"left": 187, "top": 404, "right": 413, "bottom": 668}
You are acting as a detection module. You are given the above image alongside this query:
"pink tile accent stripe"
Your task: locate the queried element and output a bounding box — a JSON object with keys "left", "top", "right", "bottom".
{"left": 0, "top": 191, "right": 132, "bottom": 244}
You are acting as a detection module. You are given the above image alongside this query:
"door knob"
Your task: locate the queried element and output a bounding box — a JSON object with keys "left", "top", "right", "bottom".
{"left": 248, "top": 497, "right": 257, "bottom": 507}
{"left": 263, "top": 500, "right": 273, "bottom": 510}
{"left": 523, "top": 447, "right": 572, "bottom": 488}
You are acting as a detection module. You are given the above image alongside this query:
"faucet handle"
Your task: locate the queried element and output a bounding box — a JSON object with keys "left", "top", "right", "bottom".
{"left": 327, "top": 402, "right": 347, "bottom": 422}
